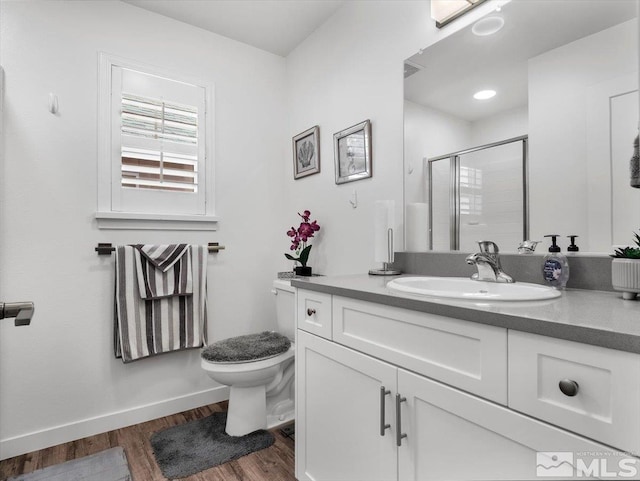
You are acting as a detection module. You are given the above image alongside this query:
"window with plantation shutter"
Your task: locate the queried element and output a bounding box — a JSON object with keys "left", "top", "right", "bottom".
{"left": 97, "top": 54, "right": 217, "bottom": 229}
{"left": 120, "top": 93, "right": 199, "bottom": 193}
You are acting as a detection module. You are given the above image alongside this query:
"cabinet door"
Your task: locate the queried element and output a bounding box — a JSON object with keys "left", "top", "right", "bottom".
{"left": 296, "top": 330, "right": 397, "bottom": 481}
{"left": 397, "top": 369, "right": 623, "bottom": 481}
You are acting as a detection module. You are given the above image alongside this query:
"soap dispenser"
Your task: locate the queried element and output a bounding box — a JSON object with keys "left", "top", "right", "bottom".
{"left": 567, "top": 235, "right": 579, "bottom": 253}
{"left": 542, "top": 234, "right": 570, "bottom": 289}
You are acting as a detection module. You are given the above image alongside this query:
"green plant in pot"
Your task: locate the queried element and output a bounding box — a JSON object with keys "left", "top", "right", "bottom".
{"left": 611, "top": 230, "right": 640, "bottom": 300}
{"left": 285, "top": 210, "right": 320, "bottom": 276}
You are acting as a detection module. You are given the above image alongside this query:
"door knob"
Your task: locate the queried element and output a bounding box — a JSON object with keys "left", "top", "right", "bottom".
{"left": 0, "top": 302, "right": 35, "bottom": 326}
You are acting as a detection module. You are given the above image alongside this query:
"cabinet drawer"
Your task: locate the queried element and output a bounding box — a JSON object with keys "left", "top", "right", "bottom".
{"left": 508, "top": 330, "right": 640, "bottom": 454}
{"left": 332, "top": 296, "right": 507, "bottom": 404}
{"left": 297, "top": 289, "right": 332, "bottom": 339}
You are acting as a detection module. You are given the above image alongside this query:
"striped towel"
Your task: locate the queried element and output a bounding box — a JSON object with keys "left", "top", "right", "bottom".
{"left": 133, "top": 244, "right": 192, "bottom": 299}
{"left": 114, "top": 245, "right": 208, "bottom": 363}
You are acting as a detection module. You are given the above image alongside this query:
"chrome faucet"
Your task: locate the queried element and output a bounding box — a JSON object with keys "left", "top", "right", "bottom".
{"left": 466, "top": 241, "right": 514, "bottom": 283}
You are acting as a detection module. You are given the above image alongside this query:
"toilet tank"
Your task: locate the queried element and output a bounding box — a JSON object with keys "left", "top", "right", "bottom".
{"left": 273, "top": 279, "right": 295, "bottom": 341}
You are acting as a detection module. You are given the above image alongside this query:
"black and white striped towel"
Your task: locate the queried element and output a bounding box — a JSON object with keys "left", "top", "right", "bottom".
{"left": 133, "top": 244, "right": 192, "bottom": 299}
{"left": 114, "top": 245, "right": 208, "bottom": 363}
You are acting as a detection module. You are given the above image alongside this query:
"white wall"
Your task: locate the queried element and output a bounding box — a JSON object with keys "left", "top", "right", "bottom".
{"left": 528, "top": 19, "right": 637, "bottom": 252}
{"left": 0, "top": 0, "right": 505, "bottom": 458}
{"left": 283, "top": 0, "right": 501, "bottom": 274}
{"left": 469, "top": 106, "right": 528, "bottom": 147}
{"left": 0, "top": 0, "right": 286, "bottom": 458}
{"left": 404, "top": 100, "right": 471, "bottom": 206}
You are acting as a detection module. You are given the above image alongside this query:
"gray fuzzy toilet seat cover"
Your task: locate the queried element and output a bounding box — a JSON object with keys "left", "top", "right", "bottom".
{"left": 201, "top": 331, "right": 291, "bottom": 363}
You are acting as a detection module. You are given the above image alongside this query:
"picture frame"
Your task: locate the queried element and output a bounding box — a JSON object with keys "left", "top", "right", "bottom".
{"left": 333, "top": 119, "right": 372, "bottom": 185}
{"left": 292, "top": 126, "right": 320, "bottom": 179}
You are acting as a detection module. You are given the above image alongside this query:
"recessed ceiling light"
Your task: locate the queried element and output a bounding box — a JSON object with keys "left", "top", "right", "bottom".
{"left": 473, "top": 89, "right": 496, "bottom": 100}
{"left": 472, "top": 15, "right": 505, "bottom": 36}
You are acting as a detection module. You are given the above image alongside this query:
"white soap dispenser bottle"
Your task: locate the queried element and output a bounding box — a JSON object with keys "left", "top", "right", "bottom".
{"left": 542, "top": 234, "right": 570, "bottom": 289}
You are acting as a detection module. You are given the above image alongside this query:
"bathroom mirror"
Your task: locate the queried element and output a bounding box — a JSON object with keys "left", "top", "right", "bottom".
{"left": 404, "top": 0, "right": 639, "bottom": 253}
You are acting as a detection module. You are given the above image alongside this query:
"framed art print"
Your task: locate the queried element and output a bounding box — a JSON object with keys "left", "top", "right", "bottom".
{"left": 334, "top": 119, "right": 372, "bottom": 184}
{"left": 293, "top": 126, "right": 320, "bottom": 179}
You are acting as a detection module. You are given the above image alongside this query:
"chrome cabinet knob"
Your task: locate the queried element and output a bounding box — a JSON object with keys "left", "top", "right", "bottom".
{"left": 307, "top": 308, "right": 316, "bottom": 316}
{"left": 559, "top": 379, "right": 579, "bottom": 397}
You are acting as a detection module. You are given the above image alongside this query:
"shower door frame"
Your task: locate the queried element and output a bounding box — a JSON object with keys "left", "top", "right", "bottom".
{"left": 427, "top": 135, "right": 529, "bottom": 251}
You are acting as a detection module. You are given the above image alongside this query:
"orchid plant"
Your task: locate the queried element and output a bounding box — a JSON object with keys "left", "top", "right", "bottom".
{"left": 285, "top": 210, "right": 321, "bottom": 267}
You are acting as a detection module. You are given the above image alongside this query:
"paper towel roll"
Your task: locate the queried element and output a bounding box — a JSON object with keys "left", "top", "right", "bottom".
{"left": 374, "top": 200, "right": 395, "bottom": 263}
{"left": 406, "top": 202, "right": 429, "bottom": 252}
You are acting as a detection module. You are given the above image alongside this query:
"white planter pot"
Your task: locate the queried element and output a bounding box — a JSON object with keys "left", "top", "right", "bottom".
{"left": 611, "top": 258, "right": 640, "bottom": 300}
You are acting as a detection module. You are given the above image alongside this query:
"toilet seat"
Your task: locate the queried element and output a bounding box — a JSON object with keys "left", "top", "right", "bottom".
{"left": 201, "top": 345, "right": 294, "bottom": 374}
{"left": 201, "top": 331, "right": 291, "bottom": 364}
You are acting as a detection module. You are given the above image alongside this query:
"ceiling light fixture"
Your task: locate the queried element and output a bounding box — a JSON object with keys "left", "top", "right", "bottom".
{"left": 431, "top": 0, "right": 487, "bottom": 29}
{"left": 473, "top": 89, "right": 496, "bottom": 100}
{"left": 472, "top": 15, "right": 505, "bottom": 36}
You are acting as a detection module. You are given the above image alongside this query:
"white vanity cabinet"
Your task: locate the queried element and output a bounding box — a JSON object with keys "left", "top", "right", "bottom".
{"left": 295, "top": 288, "right": 636, "bottom": 481}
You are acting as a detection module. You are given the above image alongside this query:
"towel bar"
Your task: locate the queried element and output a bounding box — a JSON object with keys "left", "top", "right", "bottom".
{"left": 95, "top": 243, "right": 225, "bottom": 255}
{"left": 207, "top": 242, "right": 226, "bottom": 253}
{"left": 95, "top": 243, "right": 116, "bottom": 255}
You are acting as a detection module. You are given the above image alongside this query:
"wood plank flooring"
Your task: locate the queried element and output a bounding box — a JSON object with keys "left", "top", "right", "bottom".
{"left": 0, "top": 401, "right": 295, "bottom": 481}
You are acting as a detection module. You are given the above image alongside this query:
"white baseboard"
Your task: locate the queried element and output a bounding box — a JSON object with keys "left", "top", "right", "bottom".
{"left": 0, "top": 386, "right": 229, "bottom": 460}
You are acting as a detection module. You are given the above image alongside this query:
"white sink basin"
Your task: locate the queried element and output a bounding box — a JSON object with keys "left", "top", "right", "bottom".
{"left": 386, "top": 276, "right": 561, "bottom": 301}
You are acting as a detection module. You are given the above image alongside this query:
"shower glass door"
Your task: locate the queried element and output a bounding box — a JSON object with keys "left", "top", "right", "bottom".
{"left": 428, "top": 136, "right": 528, "bottom": 251}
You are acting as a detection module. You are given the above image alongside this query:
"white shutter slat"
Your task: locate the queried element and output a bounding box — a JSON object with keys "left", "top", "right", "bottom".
{"left": 121, "top": 165, "right": 196, "bottom": 179}
{"left": 120, "top": 91, "right": 199, "bottom": 193}
{"left": 121, "top": 136, "right": 197, "bottom": 156}
{"left": 121, "top": 147, "right": 197, "bottom": 166}
{"left": 121, "top": 178, "right": 195, "bottom": 191}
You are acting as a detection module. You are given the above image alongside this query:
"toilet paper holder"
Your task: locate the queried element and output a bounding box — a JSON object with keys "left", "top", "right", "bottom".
{"left": 369, "top": 228, "right": 401, "bottom": 276}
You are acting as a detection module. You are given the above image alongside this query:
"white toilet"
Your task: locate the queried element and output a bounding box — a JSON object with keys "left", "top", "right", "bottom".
{"left": 201, "top": 279, "right": 295, "bottom": 436}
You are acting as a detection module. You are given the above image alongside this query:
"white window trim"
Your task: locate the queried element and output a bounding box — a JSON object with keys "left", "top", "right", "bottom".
{"left": 96, "top": 52, "right": 218, "bottom": 230}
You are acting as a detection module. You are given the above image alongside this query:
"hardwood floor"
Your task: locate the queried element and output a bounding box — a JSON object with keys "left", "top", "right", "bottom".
{"left": 0, "top": 401, "right": 295, "bottom": 481}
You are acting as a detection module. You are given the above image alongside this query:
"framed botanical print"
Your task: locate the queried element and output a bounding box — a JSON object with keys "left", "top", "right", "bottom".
{"left": 292, "top": 126, "right": 320, "bottom": 179}
{"left": 334, "top": 119, "right": 372, "bottom": 184}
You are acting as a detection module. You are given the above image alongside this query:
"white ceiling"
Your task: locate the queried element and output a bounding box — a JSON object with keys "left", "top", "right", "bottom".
{"left": 121, "top": 0, "right": 345, "bottom": 57}
{"left": 404, "top": 0, "right": 637, "bottom": 122}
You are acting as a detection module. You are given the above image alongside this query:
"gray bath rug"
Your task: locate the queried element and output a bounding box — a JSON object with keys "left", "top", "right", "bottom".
{"left": 8, "top": 446, "right": 131, "bottom": 481}
{"left": 150, "top": 411, "right": 275, "bottom": 479}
